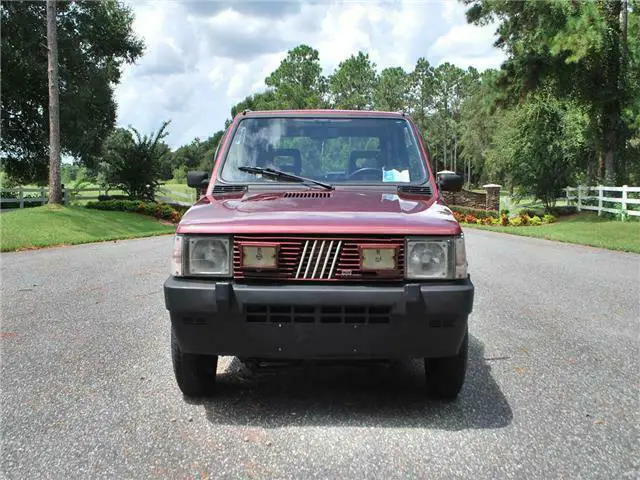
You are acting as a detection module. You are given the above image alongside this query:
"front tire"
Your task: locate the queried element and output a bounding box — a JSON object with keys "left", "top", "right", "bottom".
{"left": 171, "top": 327, "right": 218, "bottom": 397}
{"left": 424, "top": 327, "right": 468, "bottom": 400}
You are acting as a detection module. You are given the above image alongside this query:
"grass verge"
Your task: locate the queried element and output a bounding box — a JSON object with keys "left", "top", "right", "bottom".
{"left": 0, "top": 205, "right": 175, "bottom": 252}
{"left": 463, "top": 213, "right": 640, "bottom": 253}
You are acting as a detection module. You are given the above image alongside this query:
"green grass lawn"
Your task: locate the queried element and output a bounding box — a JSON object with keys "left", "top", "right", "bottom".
{"left": 0, "top": 205, "right": 175, "bottom": 252}
{"left": 464, "top": 213, "right": 640, "bottom": 253}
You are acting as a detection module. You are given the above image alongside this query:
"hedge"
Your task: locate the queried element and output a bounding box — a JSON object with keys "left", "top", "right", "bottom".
{"left": 85, "top": 200, "right": 188, "bottom": 224}
{"left": 449, "top": 205, "right": 499, "bottom": 219}
{"left": 519, "top": 205, "right": 577, "bottom": 217}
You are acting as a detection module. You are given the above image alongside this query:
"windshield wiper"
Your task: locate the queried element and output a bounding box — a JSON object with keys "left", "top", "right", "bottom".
{"left": 238, "top": 166, "right": 334, "bottom": 190}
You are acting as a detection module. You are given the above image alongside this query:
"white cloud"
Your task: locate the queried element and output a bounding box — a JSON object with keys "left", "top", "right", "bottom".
{"left": 114, "top": 0, "right": 505, "bottom": 149}
{"left": 429, "top": 22, "right": 505, "bottom": 69}
{"left": 442, "top": 0, "right": 467, "bottom": 25}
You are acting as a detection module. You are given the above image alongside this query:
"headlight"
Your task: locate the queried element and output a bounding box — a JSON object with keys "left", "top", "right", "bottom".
{"left": 405, "top": 235, "right": 467, "bottom": 280}
{"left": 171, "top": 235, "right": 231, "bottom": 277}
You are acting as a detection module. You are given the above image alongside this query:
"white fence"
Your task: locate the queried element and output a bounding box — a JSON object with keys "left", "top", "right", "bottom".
{"left": 0, "top": 185, "right": 195, "bottom": 209}
{"left": 155, "top": 186, "right": 195, "bottom": 206}
{"left": 564, "top": 185, "right": 640, "bottom": 218}
{"left": 0, "top": 186, "right": 71, "bottom": 208}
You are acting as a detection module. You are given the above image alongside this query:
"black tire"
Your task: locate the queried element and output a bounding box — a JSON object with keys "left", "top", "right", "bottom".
{"left": 171, "top": 328, "right": 218, "bottom": 397}
{"left": 424, "top": 327, "right": 468, "bottom": 401}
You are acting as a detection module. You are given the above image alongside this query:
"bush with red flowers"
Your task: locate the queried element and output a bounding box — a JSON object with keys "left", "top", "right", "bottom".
{"left": 451, "top": 206, "right": 556, "bottom": 227}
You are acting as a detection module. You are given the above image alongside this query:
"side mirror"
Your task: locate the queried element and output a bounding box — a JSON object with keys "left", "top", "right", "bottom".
{"left": 187, "top": 170, "right": 209, "bottom": 189}
{"left": 437, "top": 172, "right": 464, "bottom": 192}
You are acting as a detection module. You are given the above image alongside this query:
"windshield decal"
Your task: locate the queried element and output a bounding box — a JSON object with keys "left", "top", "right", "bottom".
{"left": 382, "top": 168, "right": 410, "bottom": 182}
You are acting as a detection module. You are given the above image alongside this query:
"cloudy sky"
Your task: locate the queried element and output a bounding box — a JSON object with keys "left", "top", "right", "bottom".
{"left": 114, "top": 0, "right": 505, "bottom": 149}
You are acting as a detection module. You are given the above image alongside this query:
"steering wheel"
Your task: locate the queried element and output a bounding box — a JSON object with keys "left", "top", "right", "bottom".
{"left": 347, "top": 167, "right": 382, "bottom": 181}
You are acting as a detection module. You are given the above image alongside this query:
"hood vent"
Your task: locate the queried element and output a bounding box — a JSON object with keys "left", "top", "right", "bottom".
{"left": 212, "top": 184, "right": 247, "bottom": 195}
{"left": 398, "top": 185, "right": 432, "bottom": 196}
{"left": 283, "top": 191, "right": 332, "bottom": 199}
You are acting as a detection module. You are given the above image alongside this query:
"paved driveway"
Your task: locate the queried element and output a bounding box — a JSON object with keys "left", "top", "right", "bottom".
{"left": 1, "top": 231, "right": 638, "bottom": 479}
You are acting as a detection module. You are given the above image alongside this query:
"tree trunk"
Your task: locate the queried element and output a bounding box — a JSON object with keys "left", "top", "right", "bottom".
{"left": 453, "top": 133, "right": 457, "bottom": 173}
{"left": 47, "top": 0, "right": 62, "bottom": 204}
{"left": 598, "top": 151, "right": 604, "bottom": 183}
{"left": 601, "top": 0, "right": 623, "bottom": 186}
{"left": 621, "top": 0, "right": 628, "bottom": 64}
{"left": 618, "top": 0, "right": 628, "bottom": 185}
{"left": 603, "top": 101, "right": 621, "bottom": 185}
{"left": 443, "top": 140, "right": 447, "bottom": 172}
{"left": 603, "top": 145, "right": 616, "bottom": 185}
{"left": 467, "top": 158, "right": 471, "bottom": 189}
{"left": 586, "top": 155, "right": 596, "bottom": 185}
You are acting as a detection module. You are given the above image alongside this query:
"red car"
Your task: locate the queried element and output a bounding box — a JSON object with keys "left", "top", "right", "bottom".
{"left": 164, "top": 109, "right": 474, "bottom": 400}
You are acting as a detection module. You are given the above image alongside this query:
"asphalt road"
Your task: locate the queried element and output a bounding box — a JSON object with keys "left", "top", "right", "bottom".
{"left": 1, "top": 231, "right": 639, "bottom": 479}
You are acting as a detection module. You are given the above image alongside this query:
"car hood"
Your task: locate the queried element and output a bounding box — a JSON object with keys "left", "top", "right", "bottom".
{"left": 177, "top": 188, "right": 461, "bottom": 236}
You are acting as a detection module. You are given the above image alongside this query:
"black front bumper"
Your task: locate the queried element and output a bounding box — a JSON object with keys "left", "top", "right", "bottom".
{"left": 164, "top": 277, "right": 474, "bottom": 360}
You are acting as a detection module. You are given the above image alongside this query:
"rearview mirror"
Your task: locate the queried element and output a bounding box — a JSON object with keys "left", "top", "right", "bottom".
{"left": 187, "top": 170, "right": 209, "bottom": 189}
{"left": 437, "top": 171, "right": 463, "bottom": 192}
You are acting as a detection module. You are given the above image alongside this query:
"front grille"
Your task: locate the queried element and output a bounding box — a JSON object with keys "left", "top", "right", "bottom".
{"left": 245, "top": 305, "right": 392, "bottom": 324}
{"left": 183, "top": 316, "right": 207, "bottom": 326}
{"left": 233, "top": 235, "right": 405, "bottom": 282}
{"left": 429, "top": 316, "right": 456, "bottom": 328}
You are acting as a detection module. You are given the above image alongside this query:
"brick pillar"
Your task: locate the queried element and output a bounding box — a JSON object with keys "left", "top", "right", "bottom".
{"left": 483, "top": 184, "right": 501, "bottom": 211}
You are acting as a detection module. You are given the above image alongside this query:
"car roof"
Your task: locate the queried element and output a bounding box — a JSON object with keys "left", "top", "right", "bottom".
{"left": 238, "top": 109, "right": 408, "bottom": 119}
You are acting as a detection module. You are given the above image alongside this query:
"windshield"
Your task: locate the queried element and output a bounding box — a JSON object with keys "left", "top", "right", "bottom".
{"left": 219, "top": 116, "right": 429, "bottom": 185}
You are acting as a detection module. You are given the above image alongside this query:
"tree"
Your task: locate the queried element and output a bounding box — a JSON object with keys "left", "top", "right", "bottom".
{"left": 462, "top": 0, "right": 639, "bottom": 184}
{"left": 431, "top": 62, "right": 467, "bottom": 172}
{"left": 224, "top": 90, "right": 278, "bottom": 129}
{"left": 622, "top": 0, "right": 640, "bottom": 182}
{"left": 459, "top": 69, "right": 500, "bottom": 186}
{"left": 328, "top": 52, "right": 377, "bottom": 110}
{"left": 407, "top": 58, "right": 435, "bottom": 126}
{"left": 373, "top": 67, "right": 409, "bottom": 111}
{"left": 46, "top": 0, "right": 62, "bottom": 203}
{"left": 1, "top": 0, "right": 144, "bottom": 185}
{"left": 265, "top": 44, "right": 327, "bottom": 109}
{"left": 169, "top": 130, "right": 225, "bottom": 178}
{"left": 486, "top": 91, "right": 589, "bottom": 209}
{"left": 100, "top": 121, "right": 171, "bottom": 201}
{"left": 406, "top": 58, "right": 436, "bottom": 169}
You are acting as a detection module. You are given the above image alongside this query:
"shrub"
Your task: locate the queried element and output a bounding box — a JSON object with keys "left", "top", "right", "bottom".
{"left": 547, "top": 205, "right": 577, "bottom": 216}
{"left": 100, "top": 121, "right": 171, "bottom": 201}
{"left": 520, "top": 208, "right": 546, "bottom": 218}
{"left": 85, "top": 200, "right": 185, "bottom": 223}
{"left": 500, "top": 214, "right": 509, "bottom": 226}
{"left": 543, "top": 214, "right": 557, "bottom": 224}
{"left": 530, "top": 215, "right": 543, "bottom": 226}
{"left": 519, "top": 214, "right": 530, "bottom": 226}
{"left": 509, "top": 217, "right": 523, "bottom": 226}
{"left": 450, "top": 206, "right": 499, "bottom": 220}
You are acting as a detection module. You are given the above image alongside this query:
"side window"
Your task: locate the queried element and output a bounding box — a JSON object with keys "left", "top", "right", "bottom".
{"left": 404, "top": 125, "right": 424, "bottom": 180}
{"left": 213, "top": 132, "right": 224, "bottom": 163}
